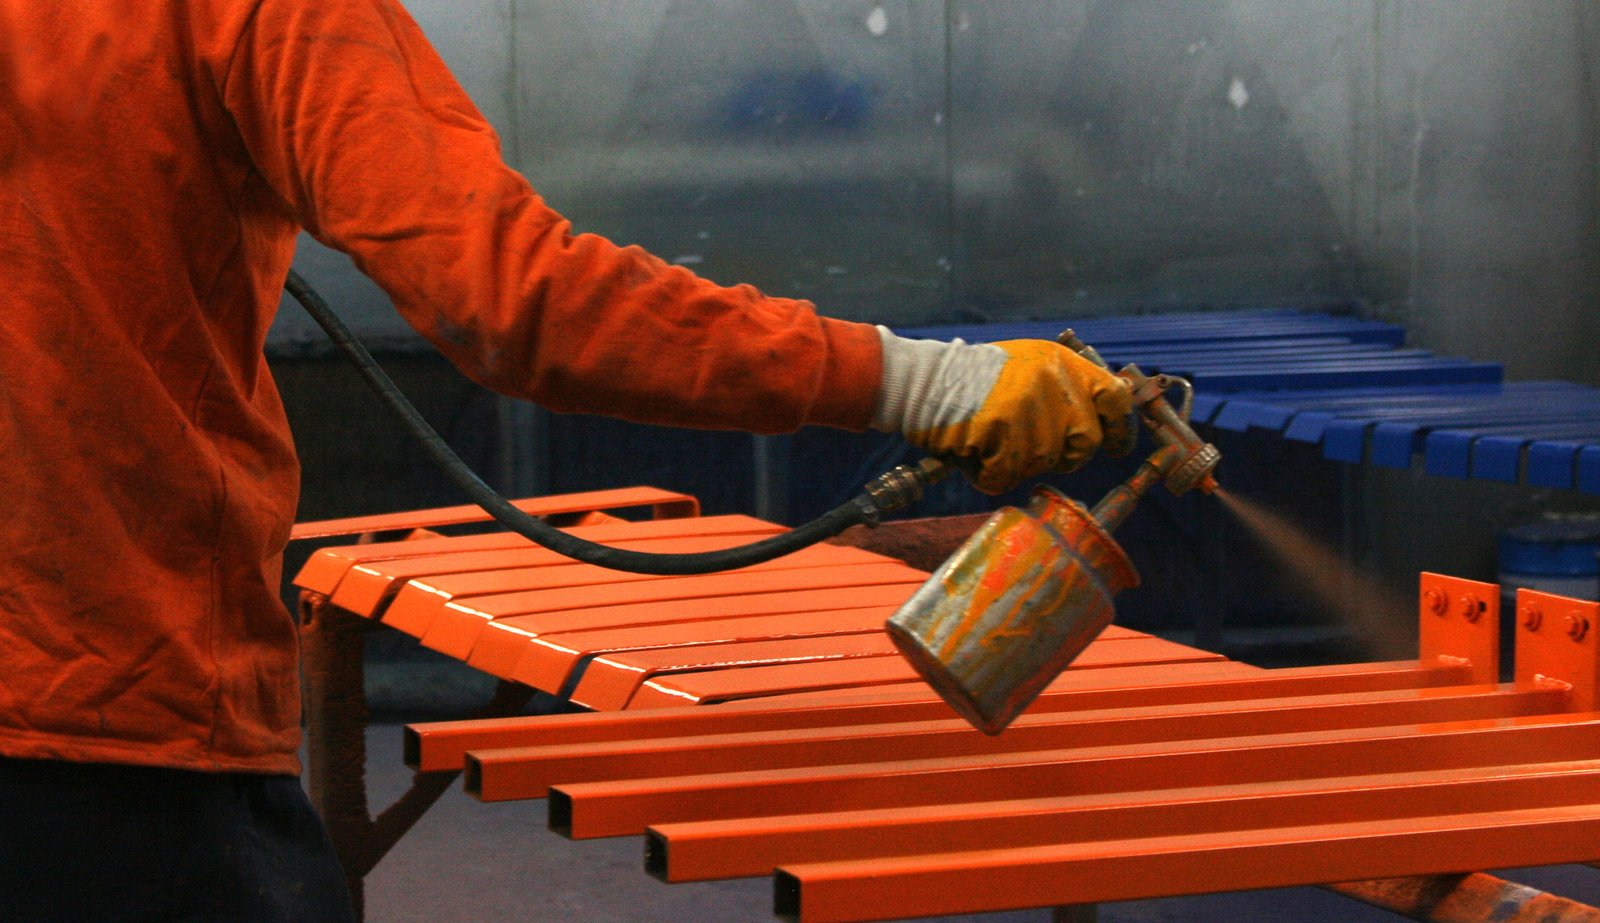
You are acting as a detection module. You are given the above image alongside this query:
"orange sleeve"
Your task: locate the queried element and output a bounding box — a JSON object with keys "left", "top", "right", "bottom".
{"left": 222, "top": 0, "right": 880, "bottom": 432}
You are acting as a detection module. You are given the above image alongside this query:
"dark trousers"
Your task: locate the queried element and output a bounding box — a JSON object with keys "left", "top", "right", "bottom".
{"left": 0, "top": 757, "right": 357, "bottom": 923}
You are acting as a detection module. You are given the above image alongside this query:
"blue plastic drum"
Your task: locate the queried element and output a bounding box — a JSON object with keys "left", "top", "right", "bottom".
{"left": 1498, "top": 516, "right": 1600, "bottom": 603}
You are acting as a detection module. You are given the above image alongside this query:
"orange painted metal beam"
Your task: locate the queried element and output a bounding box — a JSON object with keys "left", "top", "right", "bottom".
{"left": 543, "top": 715, "right": 1600, "bottom": 837}
{"left": 404, "top": 659, "right": 1471, "bottom": 772}
{"left": 288, "top": 486, "right": 699, "bottom": 542}
{"left": 624, "top": 635, "right": 1228, "bottom": 708}
{"left": 466, "top": 683, "right": 1568, "bottom": 805}
{"left": 771, "top": 805, "right": 1600, "bottom": 923}
{"left": 649, "top": 760, "right": 1600, "bottom": 882}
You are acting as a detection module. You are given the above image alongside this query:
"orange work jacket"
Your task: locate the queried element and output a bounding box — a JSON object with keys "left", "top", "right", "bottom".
{"left": 0, "top": 0, "right": 880, "bottom": 774}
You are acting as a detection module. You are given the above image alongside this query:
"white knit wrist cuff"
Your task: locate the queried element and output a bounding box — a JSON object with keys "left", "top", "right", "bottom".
{"left": 870, "top": 326, "right": 1007, "bottom": 434}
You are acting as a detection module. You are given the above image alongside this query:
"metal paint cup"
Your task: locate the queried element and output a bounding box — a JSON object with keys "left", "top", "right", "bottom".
{"left": 885, "top": 486, "right": 1139, "bottom": 735}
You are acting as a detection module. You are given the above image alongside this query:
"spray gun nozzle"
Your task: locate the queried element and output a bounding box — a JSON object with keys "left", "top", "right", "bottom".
{"left": 1114, "top": 365, "right": 1220, "bottom": 497}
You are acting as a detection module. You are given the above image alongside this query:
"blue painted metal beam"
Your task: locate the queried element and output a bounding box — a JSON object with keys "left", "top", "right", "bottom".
{"left": 897, "top": 308, "right": 1600, "bottom": 495}
{"left": 1425, "top": 421, "right": 1600, "bottom": 481}
{"left": 1580, "top": 447, "right": 1600, "bottom": 494}
{"left": 1186, "top": 361, "right": 1501, "bottom": 392}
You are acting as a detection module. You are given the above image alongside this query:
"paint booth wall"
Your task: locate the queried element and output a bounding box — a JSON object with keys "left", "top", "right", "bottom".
{"left": 270, "top": 0, "right": 1600, "bottom": 384}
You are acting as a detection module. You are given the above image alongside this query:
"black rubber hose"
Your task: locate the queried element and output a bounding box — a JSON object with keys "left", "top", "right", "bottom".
{"left": 283, "top": 270, "right": 893, "bottom": 575}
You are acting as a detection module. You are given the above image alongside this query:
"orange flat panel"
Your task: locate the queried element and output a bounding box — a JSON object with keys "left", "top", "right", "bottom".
{"left": 571, "top": 633, "right": 903, "bottom": 710}
{"left": 559, "top": 625, "right": 1147, "bottom": 712}
{"left": 415, "top": 547, "right": 896, "bottom": 660}
{"left": 467, "top": 584, "right": 926, "bottom": 680}
{"left": 511, "top": 607, "right": 896, "bottom": 693}
{"left": 625, "top": 636, "right": 1228, "bottom": 708}
{"left": 419, "top": 556, "right": 928, "bottom": 659}
{"left": 543, "top": 715, "right": 1600, "bottom": 836}
{"left": 384, "top": 558, "right": 919, "bottom": 642}
{"left": 404, "top": 660, "right": 1467, "bottom": 772}
{"left": 324, "top": 518, "right": 785, "bottom": 615}
{"left": 294, "top": 512, "right": 772, "bottom": 597}
{"left": 377, "top": 527, "right": 825, "bottom": 636}
{"left": 467, "top": 684, "right": 1566, "bottom": 802}
{"left": 471, "top": 563, "right": 927, "bottom": 625}
{"left": 652, "top": 760, "right": 1600, "bottom": 882}
{"left": 773, "top": 805, "right": 1600, "bottom": 922}
{"left": 402, "top": 562, "right": 924, "bottom": 655}
{"left": 422, "top": 542, "right": 887, "bottom": 607}
{"left": 288, "top": 487, "right": 699, "bottom": 542}
{"left": 511, "top": 615, "right": 1147, "bottom": 695}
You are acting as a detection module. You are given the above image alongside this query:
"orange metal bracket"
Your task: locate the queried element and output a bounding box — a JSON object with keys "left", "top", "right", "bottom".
{"left": 1417, "top": 572, "right": 1499, "bottom": 685}
{"left": 1516, "top": 587, "right": 1600, "bottom": 712}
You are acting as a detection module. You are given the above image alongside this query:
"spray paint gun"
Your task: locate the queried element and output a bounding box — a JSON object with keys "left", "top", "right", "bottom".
{"left": 885, "top": 331, "right": 1221, "bottom": 735}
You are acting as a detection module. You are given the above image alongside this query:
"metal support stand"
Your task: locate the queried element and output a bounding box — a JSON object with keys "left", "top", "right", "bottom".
{"left": 1326, "top": 874, "right": 1600, "bottom": 923}
{"left": 299, "top": 593, "right": 533, "bottom": 919}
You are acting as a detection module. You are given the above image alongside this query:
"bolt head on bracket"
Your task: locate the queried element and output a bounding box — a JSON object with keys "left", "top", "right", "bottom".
{"left": 1418, "top": 573, "right": 1499, "bottom": 686}
{"left": 1516, "top": 588, "right": 1600, "bottom": 712}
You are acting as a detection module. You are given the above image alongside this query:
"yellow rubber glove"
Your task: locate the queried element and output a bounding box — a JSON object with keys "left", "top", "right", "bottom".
{"left": 872, "top": 330, "right": 1134, "bottom": 494}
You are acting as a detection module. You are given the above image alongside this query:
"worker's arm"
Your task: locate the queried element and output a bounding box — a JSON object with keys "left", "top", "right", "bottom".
{"left": 222, "top": 0, "right": 877, "bottom": 434}
{"left": 222, "top": 0, "right": 1126, "bottom": 490}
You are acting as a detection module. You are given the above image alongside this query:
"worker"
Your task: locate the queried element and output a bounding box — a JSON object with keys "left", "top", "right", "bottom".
{"left": 0, "top": 0, "right": 1132, "bottom": 919}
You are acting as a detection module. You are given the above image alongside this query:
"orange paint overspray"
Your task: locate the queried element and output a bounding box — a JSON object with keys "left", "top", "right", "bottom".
{"left": 1214, "top": 488, "right": 1412, "bottom": 659}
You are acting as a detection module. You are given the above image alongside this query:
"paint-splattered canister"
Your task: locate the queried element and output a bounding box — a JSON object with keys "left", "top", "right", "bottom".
{"left": 886, "top": 487, "right": 1138, "bottom": 735}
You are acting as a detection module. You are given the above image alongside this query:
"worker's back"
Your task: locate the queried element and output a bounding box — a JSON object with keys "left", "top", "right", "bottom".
{"left": 0, "top": 0, "right": 306, "bottom": 774}
{"left": 0, "top": 0, "right": 884, "bottom": 776}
